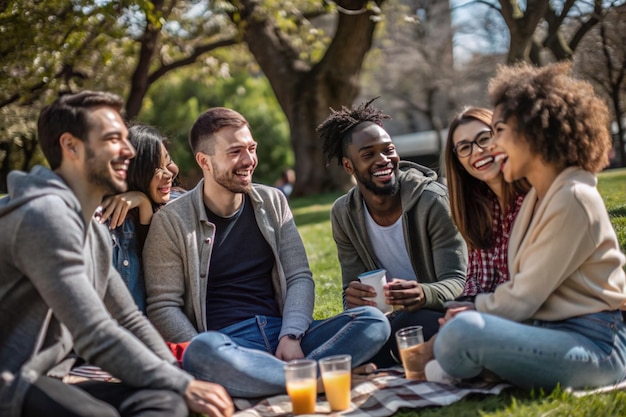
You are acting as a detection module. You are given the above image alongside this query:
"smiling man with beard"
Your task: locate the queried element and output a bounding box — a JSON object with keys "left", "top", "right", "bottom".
{"left": 142, "top": 107, "right": 390, "bottom": 398}
{"left": 318, "top": 99, "right": 467, "bottom": 368}
{"left": 0, "top": 91, "right": 233, "bottom": 417}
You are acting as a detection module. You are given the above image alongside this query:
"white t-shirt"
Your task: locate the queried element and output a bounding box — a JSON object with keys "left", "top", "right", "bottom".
{"left": 364, "top": 202, "right": 418, "bottom": 282}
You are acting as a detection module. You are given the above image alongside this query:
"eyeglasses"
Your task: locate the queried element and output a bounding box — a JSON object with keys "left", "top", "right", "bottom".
{"left": 453, "top": 131, "right": 494, "bottom": 158}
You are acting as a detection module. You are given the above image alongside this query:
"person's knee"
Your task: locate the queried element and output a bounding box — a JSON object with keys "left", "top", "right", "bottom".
{"left": 350, "top": 306, "right": 391, "bottom": 341}
{"left": 434, "top": 311, "right": 485, "bottom": 358}
{"left": 182, "top": 331, "right": 228, "bottom": 378}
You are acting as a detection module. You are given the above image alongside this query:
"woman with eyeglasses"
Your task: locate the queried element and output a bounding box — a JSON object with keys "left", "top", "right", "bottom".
{"left": 444, "top": 107, "right": 529, "bottom": 298}
{"left": 99, "top": 123, "right": 184, "bottom": 313}
{"left": 416, "top": 108, "right": 530, "bottom": 383}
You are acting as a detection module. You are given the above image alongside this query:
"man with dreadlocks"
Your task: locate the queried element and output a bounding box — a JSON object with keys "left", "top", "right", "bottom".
{"left": 318, "top": 99, "right": 467, "bottom": 368}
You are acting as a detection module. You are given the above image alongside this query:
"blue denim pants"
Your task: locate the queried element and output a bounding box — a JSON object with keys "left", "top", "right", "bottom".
{"left": 434, "top": 310, "right": 626, "bottom": 390}
{"left": 182, "top": 306, "right": 390, "bottom": 398}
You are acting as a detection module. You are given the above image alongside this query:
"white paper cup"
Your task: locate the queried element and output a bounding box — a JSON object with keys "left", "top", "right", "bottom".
{"left": 358, "top": 269, "right": 392, "bottom": 313}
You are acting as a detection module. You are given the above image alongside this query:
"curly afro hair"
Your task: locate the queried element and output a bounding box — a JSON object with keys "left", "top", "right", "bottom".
{"left": 317, "top": 98, "right": 391, "bottom": 167}
{"left": 488, "top": 61, "right": 611, "bottom": 173}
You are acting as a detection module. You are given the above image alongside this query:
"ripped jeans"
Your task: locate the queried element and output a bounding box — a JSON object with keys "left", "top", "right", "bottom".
{"left": 182, "top": 306, "right": 390, "bottom": 397}
{"left": 434, "top": 310, "right": 626, "bottom": 390}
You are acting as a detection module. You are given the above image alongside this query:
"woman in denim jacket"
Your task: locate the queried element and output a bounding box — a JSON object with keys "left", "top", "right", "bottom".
{"left": 99, "top": 124, "right": 183, "bottom": 312}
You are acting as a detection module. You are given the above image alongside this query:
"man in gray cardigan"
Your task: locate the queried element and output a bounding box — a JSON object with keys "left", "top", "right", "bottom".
{"left": 0, "top": 91, "right": 232, "bottom": 417}
{"left": 318, "top": 100, "right": 467, "bottom": 367}
{"left": 143, "top": 107, "right": 390, "bottom": 398}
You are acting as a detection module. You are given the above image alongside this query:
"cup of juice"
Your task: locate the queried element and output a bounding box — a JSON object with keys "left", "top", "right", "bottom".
{"left": 284, "top": 359, "right": 317, "bottom": 415}
{"left": 319, "top": 354, "right": 351, "bottom": 411}
{"left": 395, "top": 325, "right": 427, "bottom": 380}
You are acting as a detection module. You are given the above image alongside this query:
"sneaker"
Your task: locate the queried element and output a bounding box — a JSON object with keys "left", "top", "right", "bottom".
{"left": 424, "top": 360, "right": 460, "bottom": 385}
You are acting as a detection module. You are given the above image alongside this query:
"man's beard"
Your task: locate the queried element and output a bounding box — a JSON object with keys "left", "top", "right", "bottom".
{"left": 85, "top": 144, "right": 127, "bottom": 195}
{"left": 354, "top": 166, "right": 400, "bottom": 196}
{"left": 211, "top": 160, "right": 253, "bottom": 194}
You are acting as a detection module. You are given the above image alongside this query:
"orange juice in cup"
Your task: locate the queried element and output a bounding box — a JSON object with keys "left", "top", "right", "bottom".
{"left": 286, "top": 379, "right": 317, "bottom": 414}
{"left": 284, "top": 359, "right": 317, "bottom": 415}
{"left": 319, "top": 355, "right": 351, "bottom": 411}
{"left": 396, "top": 326, "right": 427, "bottom": 380}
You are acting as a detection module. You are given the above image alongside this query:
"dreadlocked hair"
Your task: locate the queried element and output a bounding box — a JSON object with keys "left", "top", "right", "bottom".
{"left": 318, "top": 97, "right": 391, "bottom": 167}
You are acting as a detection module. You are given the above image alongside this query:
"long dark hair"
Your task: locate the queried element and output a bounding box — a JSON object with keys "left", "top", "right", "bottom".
{"left": 444, "top": 107, "right": 530, "bottom": 250}
{"left": 126, "top": 124, "right": 173, "bottom": 212}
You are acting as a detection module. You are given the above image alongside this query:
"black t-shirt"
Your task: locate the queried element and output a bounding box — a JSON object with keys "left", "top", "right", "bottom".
{"left": 204, "top": 194, "right": 280, "bottom": 330}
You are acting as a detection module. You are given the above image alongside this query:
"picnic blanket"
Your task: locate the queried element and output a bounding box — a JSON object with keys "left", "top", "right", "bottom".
{"left": 233, "top": 367, "right": 510, "bottom": 417}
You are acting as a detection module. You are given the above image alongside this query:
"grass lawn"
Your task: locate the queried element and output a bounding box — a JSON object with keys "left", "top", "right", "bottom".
{"left": 291, "top": 167, "right": 626, "bottom": 417}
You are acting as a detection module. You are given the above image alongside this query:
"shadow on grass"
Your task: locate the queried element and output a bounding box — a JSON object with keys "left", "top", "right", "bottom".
{"left": 290, "top": 192, "right": 343, "bottom": 227}
{"left": 609, "top": 206, "right": 626, "bottom": 218}
{"left": 293, "top": 210, "right": 332, "bottom": 227}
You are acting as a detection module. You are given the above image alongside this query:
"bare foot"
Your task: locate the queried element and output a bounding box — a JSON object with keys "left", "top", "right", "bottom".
{"left": 352, "top": 363, "right": 377, "bottom": 375}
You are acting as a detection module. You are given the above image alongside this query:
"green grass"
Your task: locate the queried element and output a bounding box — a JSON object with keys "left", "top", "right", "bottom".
{"left": 292, "top": 167, "right": 626, "bottom": 417}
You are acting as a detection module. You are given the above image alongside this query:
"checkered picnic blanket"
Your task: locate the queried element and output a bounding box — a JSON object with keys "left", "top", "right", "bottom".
{"left": 233, "top": 368, "right": 510, "bottom": 417}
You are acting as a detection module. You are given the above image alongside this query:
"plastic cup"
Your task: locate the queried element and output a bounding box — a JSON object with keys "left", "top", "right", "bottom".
{"left": 395, "top": 326, "right": 427, "bottom": 380}
{"left": 284, "top": 359, "right": 317, "bottom": 415}
{"left": 319, "top": 355, "right": 351, "bottom": 411}
{"left": 358, "top": 269, "right": 392, "bottom": 313}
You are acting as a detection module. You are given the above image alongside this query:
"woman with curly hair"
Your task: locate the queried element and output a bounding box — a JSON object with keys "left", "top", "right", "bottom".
{"left": 433, "top": 62, "right": 626, "bottom": 390}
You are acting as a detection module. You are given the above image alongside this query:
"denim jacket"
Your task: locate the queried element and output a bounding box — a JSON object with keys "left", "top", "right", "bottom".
{"left": 110, "top": 218, "right": 147, "bottom": 313}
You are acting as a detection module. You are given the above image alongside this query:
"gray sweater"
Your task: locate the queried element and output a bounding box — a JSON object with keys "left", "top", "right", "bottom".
{"left": 331, "top": 161, "right": 467, "bottom": 310}
{"left": 0, "top": 166, "right": 192, "bottom": 417}
{"left": 143, "top": 180, "right": 315, "bottom": 343}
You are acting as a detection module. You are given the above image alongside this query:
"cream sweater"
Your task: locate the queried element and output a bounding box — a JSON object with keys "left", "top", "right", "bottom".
{"left": 476, "top": 167, "right": 626, "bottom": 321}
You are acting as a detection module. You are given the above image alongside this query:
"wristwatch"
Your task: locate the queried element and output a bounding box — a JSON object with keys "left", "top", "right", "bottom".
{"left": 286, "top": 333, "right": 302, "bottom": 341}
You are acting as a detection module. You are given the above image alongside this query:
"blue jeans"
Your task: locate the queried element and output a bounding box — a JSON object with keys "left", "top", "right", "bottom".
{"left": 434, "top": 310, "right": 626, "bottom": 390}
{"left": 182, "top": 306, "right": 390, "bottom": 398}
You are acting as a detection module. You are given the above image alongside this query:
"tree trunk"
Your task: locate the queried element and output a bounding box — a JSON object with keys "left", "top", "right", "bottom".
{"left": 125, "top": 1, "right": 165, "bottom": 119}
{"left": 499, "top": 0, "right": 549, "bottom": 63}
{"left": 234, "top": 0, "right": 384, "bottom": 196}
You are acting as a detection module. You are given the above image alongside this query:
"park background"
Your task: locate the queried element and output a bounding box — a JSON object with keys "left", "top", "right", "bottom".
{"left": 1, "top": 0, "right": 626, "bottom": 194}
{"left": 2, "top": 1, "right": 626, "bottom": 415}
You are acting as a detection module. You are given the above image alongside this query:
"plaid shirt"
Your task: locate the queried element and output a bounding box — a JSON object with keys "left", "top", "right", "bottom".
{"left": 462, "top": 193, "right": 525, "bottom": 296}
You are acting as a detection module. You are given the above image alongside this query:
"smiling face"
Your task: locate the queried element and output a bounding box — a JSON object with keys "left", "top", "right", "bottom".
{"left": 342, "top": 122, "right": 400, "bottom": 196}
{"left": 491, "top": 105, "right": 534, "bottom": 183}
{"left": 83, "top": 106, "right": 134, "bottom": 196}
{"left": 207, "top": 125, "right": 258, "bottom": 194}
{"left": 452, "top": 120, "right": 503, "bottom": 190}
{"left": 149, "top": 143, "right": 177, "bottom": 205}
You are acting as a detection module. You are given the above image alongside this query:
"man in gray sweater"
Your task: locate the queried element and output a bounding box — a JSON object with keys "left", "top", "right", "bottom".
{"left": 0, "top": 91, "right": 233, "bottom": 417}
{"left": 143, "top": 107, "right": 391, "bottom": 398}
{"left": 318, "top": 100, "right": 467, "bottom": 368}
